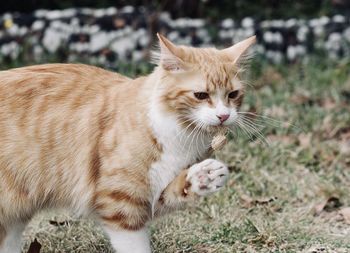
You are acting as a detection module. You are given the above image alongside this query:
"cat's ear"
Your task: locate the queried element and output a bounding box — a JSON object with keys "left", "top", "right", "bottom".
{"left": 155, "top": 33, "right": 187, "bottom": 72}
{"left": 220, "top": 36, "right": 256, "bottom": 64}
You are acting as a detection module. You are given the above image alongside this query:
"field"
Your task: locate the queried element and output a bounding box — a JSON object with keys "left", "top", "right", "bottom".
{"left": 20, "top": 58, "right": 350, "bottom": 252}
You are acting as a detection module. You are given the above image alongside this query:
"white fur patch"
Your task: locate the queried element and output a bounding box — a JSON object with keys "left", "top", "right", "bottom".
{"left": 104, "top": 226, "right": 151, "bottom": 253}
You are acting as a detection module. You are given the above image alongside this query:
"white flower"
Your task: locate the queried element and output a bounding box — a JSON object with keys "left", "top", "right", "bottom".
{"left": 197, "top": 28, "right": 210, "bottom": 42}
{"left": 309, "top": 18, "right": 320, "bottom": 27}
{"left": 7, "top": 24, "right": 19, "bottom": 36}
{"left": 33, "top": 45, "right": 44, "bottom": 61}
{"left": 132, "top": 50, "right": 144, "bottom": 61}
{"left": 333, "top": 15, "right": 346, "bottom": 23}
{"left": 343, "top": 27, "right": 350, "bottom": 42}
{"left": 218, "top": 29, "right": 234, "bottom": 39}
{"left": 261, "top": 20, "right": 271, "bottom": 28}
{"left": 32, "top": 20, "right": 45, "bottom": 31}
{"left": 3, "top": 13, "right": 12, "bottom": 20}
{"left": 139, "top": 35, "right": 149, "bottom": 47}
{"left": 263, "top": 31, "right": 283, "bottom": 44}
{"left": 1, "top": 41, "right": 20, "bottom": 59}
{"left": 105, "top": 7, "right": 117, "bottom": 16}
{"left": 60, "top": 8, "right": 77, "bottom": 18}
{"left": 46, "top": 10, "right": 63, "bottom": 20}
{"left": 286, "top": 18, "right": 297, "bottom": 28}
{"left": 329, "top": 32, "right": 342, "bottom": 42}
{"left": 122, "top": 6, "right": 134, "bottom": 13}
{"left": 90, "top": 32, "right": 110, "bottom": 52}
{"left": 297, "top": 26, "right": 309, "bottom": 42}
{"left": 18, "top": 27, "right": 28, "bottom": 36}
{"left": 93, "top": 9, "right": 106, "bottom": 18}
{"left": 168, "top": 31, "right": 179, "bottom": 41}
{"left": 81, "top": 8, "right": 93, "bottom": 16}
{"left": 287, "top": 46, "right": 297, "bottom": 60}
{"left": 34, "top": 9, "right": 47, "bottom": 18}
{"left": 270, "top": 20, "right": 284, "bottom": 28}
{"left": 221, "top": 18, "right": 234, "bottom": 29}
{"left": 287, "top": 45, "right": 306, "bottom": 60}
{"left": 319, "top": 16, "right": 330, "bottom": 26}
{"left": 255, "top": 45, "right": 265, "bottom": 54}
{"left": 110, "top": 36, "right": 136, "bottom": 59}
{"left": 313, "top": 26, "right": 324, "bottom": 36}
{"left": 42, "top": 28, "right": 62, "bottom": 53}
{"left": 190, "top": 19, "right": 205, "bottom": 28}
{"left": 325, "top": 33, "right": 342, "bottom": 51}
{"left": 242, "top": 17, "right": 254, "bottom": 28}
{"left": 266, "top": 50, "right": 283, "bottom": 63}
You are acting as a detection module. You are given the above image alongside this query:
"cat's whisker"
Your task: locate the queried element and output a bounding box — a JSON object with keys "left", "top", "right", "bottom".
{"left": 234, "top": 118, "right": 270, "bottom": 146}
{"left": 194, "top": 122, "right": 207, "bottom": 157}
{"left": 177, "top": 119, "right": 198, "bottom": 144}
{"left": 187, "top": 121, "right": 206, "bottom": 159}
{"left": 239, "top": 79, "right": 255, "bottom": 89}
{"left": 234, "top": 120, "right": 255, "bottom": 140}
{"left": 175, "top": 121, "right": 194, "bottom": 144}
{"left": 237, "top": 111, "right": 300, "bottom": 130}
{"left": 237, "top": 115, "right": 265, "bottom": 129}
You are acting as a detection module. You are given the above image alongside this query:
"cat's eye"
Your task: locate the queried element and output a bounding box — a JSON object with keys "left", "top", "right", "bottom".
{"left": 228, "top": 90, "right": 239, "bottom": 99}
{"left": 194, "top": 92, "right": 209, "bottom": 100}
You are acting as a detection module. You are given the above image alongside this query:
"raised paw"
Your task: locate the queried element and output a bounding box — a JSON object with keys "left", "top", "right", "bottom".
{"left": 186, "top": 159, "right": 229, "bottom": 196}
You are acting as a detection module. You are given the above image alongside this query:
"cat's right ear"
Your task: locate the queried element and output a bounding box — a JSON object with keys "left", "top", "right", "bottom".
{"left": 153, "top": 33, "right": 187, "bottom": 73}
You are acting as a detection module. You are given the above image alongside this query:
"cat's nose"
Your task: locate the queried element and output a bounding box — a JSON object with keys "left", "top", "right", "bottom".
{"left": 217, "top": 114, "right": 230, "bottom": 123}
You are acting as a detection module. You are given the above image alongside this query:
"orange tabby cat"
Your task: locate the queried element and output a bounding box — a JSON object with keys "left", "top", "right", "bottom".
{"left": 0, "top": 34, "right": 255, "bottom": 253}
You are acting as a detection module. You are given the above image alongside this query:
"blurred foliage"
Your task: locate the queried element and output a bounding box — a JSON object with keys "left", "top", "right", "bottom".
{"left": 1, "top": 0, "right": 350, "bottom": 19}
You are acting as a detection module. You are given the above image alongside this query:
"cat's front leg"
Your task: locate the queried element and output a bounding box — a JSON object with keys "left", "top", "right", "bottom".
{"left": 155, "top": 159, "right": 229, "bottom": 216}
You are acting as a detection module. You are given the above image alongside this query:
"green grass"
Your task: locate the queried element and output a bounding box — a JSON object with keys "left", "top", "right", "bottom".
{"left": 21, "top": 58, "right": 350, "bottom": 252}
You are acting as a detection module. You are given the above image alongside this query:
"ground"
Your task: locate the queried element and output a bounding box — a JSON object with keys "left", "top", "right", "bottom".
{"left": 20, "top": 58, "right": 350, "bottom": 252}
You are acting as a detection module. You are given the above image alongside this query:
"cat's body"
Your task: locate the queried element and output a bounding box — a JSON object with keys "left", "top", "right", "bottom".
{"left": 0, "top": 34, "right": 255, "bottom": 253}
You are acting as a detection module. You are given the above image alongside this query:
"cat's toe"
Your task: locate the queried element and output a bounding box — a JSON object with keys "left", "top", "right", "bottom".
{"left": 187, "top": 159, "right": 229, "bottom": 196}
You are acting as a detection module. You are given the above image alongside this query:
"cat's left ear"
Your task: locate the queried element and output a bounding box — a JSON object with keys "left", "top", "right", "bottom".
{"left": 220, "top": 36, "right": 256, "bottom": 64}
{"left": 155, "top": 33, "right": 187, "bottom": 72}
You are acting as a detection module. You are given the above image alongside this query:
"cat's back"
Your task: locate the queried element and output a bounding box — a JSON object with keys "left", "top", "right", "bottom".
{"left": 0, "top": 63, "right": 130, "bottom": 97}
{"left": 0, "top": 63, "right": 131, "bottom": 129}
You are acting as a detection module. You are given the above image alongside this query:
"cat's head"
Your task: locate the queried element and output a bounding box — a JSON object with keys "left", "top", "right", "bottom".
{"left": 153, "top": 34, "right": 255, "bottom": 133}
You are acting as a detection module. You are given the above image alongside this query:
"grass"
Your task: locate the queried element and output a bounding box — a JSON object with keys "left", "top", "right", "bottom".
{"left": 20, "top": 57, "right": 350, "bottom": 252}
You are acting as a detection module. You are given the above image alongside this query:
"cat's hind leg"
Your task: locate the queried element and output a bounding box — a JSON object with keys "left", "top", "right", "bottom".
{"left": 103, "top": 226, "right": 151, "bottom": 253}
{"left": 0, "top": 223, "right": 26, "bottom": 253}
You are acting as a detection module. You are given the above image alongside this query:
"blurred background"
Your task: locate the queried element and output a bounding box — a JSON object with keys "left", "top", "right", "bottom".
{"left": 1, "top": 1, "right": 349, "bottom": 253}
{"left": 0, "top": 0, "right": 350, "bottom": 71}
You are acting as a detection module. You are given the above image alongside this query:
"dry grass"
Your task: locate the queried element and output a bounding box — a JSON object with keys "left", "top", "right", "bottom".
{"left": 21, "top": 59, "right": 350, "bottom": 252}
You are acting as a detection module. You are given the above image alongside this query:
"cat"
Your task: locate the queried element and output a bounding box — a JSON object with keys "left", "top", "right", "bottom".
{"left": 0, "top": 33, "right": 255, "bottom": 253}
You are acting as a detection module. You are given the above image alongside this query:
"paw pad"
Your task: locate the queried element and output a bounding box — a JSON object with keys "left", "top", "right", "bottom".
{"left": 186, "top": 159, "right": 229, "bottom": 196}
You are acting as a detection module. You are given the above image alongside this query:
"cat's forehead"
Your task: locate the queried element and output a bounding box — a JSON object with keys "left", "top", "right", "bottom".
{"left": 177, "top": 47, "right": 243, "bottom": 91}
{"left": 189, "top": 68, "right": 242, "bottom": 92}
{"left": 199, "top": 64, "right": 240, "bottom": 91}
{"left": 188, "top": 48, "right": 240, "bottom": 89}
